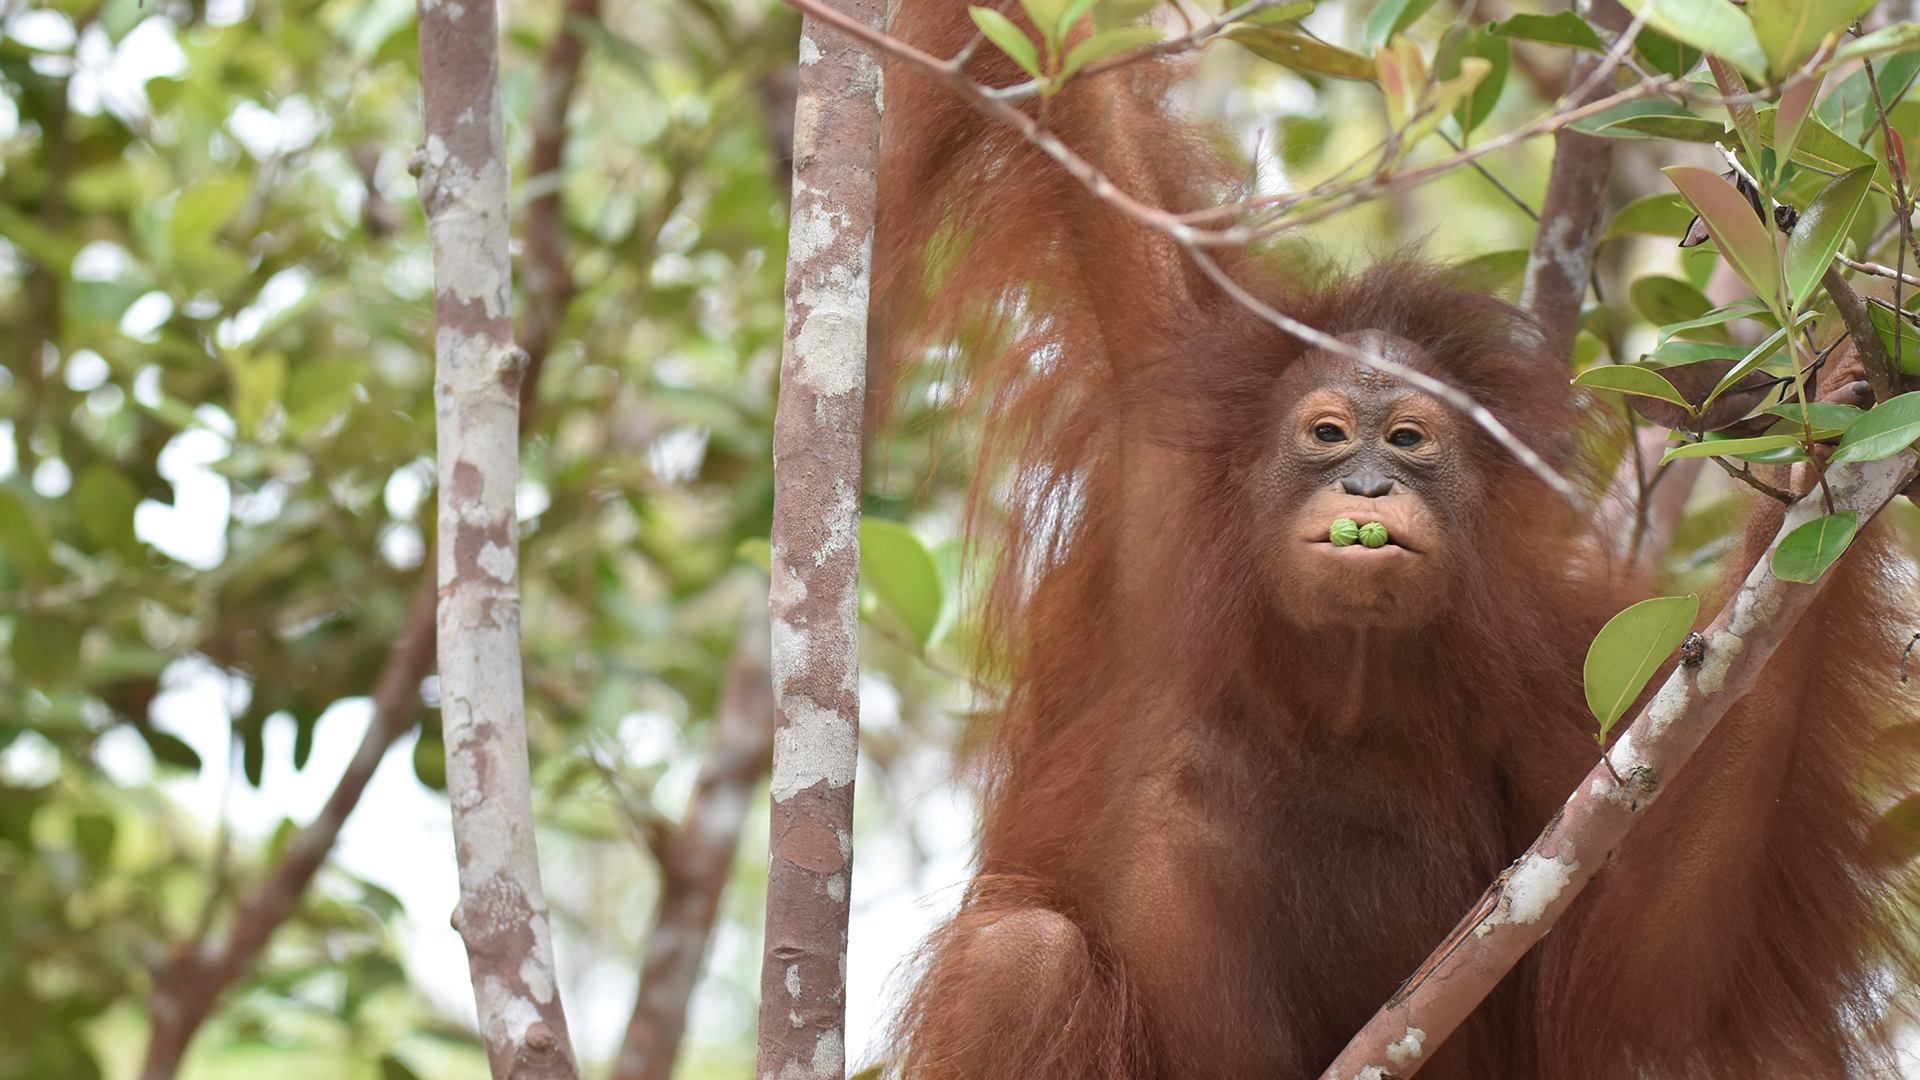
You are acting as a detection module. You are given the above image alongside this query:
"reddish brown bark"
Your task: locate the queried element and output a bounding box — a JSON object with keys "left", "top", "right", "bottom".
{"left": 757, "top": 2, "right": 884, "bottom": 1076}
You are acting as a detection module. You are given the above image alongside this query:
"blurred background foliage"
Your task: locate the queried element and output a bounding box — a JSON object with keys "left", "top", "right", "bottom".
{"left": 5, "top": 0, "right": 1920, "bottom": 1075}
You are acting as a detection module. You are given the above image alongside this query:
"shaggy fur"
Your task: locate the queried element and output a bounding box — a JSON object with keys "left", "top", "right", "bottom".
{"left": 870, "top": 4, "right": 1920, "bottom": 1076}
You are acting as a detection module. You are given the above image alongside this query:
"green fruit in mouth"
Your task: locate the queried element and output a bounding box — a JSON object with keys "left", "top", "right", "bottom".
{"left": 1329, "top": 518, "right": 1360, "bottom": 546}
{"left": 1359, "top": 521, "right": 1390, "bottom": 549}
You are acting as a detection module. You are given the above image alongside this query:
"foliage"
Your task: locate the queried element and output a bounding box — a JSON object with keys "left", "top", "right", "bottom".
{"left": 9, "top": 0, "right": 1920, "bottom": 1074}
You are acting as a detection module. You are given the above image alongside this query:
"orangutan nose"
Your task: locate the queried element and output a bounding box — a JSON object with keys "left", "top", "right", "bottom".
{"left": 1340, "top": 472, "right": 1395, "bottom": 498}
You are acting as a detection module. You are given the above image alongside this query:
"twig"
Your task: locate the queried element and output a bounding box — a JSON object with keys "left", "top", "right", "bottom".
{"left": 140, "top": 573, "right": 438, "bottom": 1080}
{"left": 1838, "top": 253, "right": 1920, "bottom": 289}
{"left": 1823, "top": 264, "right": 1898, "bottom": 401}
{"left": 1709, "top": 454, "right": 1797, "bottom": 504}
{"left": 1182, "top": 243, "right": 1586, "bottom": 507}
{"left": 614, "top": 602, "right": 776, "bottom": 1080}
{"left": 1902, "top": 632, "right": 1920, "bottom": 683}
{"left": 1437, "top": 129, "right": 1538, "bottom": 220}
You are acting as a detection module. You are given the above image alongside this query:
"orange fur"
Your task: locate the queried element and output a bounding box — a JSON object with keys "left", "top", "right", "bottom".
{"left": 872, "top": 5, "right": 1920, "bottom": 1076}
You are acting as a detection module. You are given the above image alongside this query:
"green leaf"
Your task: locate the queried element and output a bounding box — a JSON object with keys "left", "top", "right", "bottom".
{"left": 74, "top": 463, "right": 142, "bottom": 558}
{"left": 1758, "top": 107, "right": 1881, "bottom": 181}
{"left": 1783, "top": 165, "right": 1873, "bottom": 306}
{"left": 1866, "top": 300, "right": 1920, "bottom": 375}
{"left": 1440, "top": 27, "right": 1508, "bottom": 135}
{"left": 1595, "top": 113, "right": 1730, "bottom": 142}
{"left": 1647, "top": 340, "right": 1752, "bottom": 364}
{"left": 735, "top": 536, "right": 773, "bottom": 572}
{"left": 1664, "top": 165, "right": 1782, "bottom": 305}
{"left": 1764, "top": 400, "right": 1863, "bottom": 431}
{"left": 1091, "top": 0, "right": 1162, "bottom": 30}
{"left": 1635, "top": 26, "right": 1704, "bottom": 77}
{"left": 1455, "top": 248, "right": 1529, "bottom": 291}
{"left": 143, "top": 729, "right": 204, "bottom": 772}
{"left": 1019, "top": 0, "right": 1070, "bottom": 49}
{"left": 1572, "top": 365, "right": 1693, "bottom": 409}
{"left": 1236, "top": 0, "right": 1315, "bottom": 24}
{"left": 1489, "top": 12, "right": 1606, "bottom": 52}
{"left": 1749, "top": 0, "right": 1856, "bottom": 76}
{"left": 1059, "top": 24, "right": 1161, "bottom": 80}
{"left": 412, "top": 731, "right": 447, "bottom": 791}
{"left": 11, "top": 612, "right": 81, "bottom": 686}
{"left": 1868, "top": 792, "right": 1920, "bottom": 865}
{"left": 1618, "top": 0, "right": 1766, "bottom": 79}
{"left": 0, "top": 487, "right": 51, "bottom": 577}
{"left": 1817, "top": 51, "right": 1920, "bottom": 144}
{"left": 1584, "top": 594, "right": 1701, "bottom": 742}
{"left": 1833, "top": 20, "right": 1920, "bottom": 63}
{"left": 860, "top": 518, "right": 944, "bottom": 645}
{"left": 1772, "top": 70, "right": 1821, "bottom": 173}
{"left": 1603, "top": 194, "right": 1698, "bottom": 240}
{"left": 1660, "top": 433, "right": 1807, "bottom": 463}
{"left": 1222, "top": 25, "right": 1377, "bottom": 79}
{"left": 1570, "top": 99, "right": 1700, "bottom": 137}
{"left": 1364, "top": 0, "right": 1440, "bottom": 48}
{"left": 1631, "top": 275, "right": 1714, "bottom": 327}
{"left": 1770, "top": 510, "right": 1860, "bottom": 582}
{"left": 1655, "top": 297, "right": 1774, "bottom": 343}
{"left": 1832, "top": 391, "right": 1920, "bottom": 462}
{"left": 1706, "top": 316, "right": 1812, "bottom": 404}
{"left": 970, "top": 7, "right": 1044, "bottom": 78}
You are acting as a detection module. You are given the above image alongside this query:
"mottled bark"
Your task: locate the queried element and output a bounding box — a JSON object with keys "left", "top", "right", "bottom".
{"left": 139, "top": 571, "right": 437, "bottom": 1080}
{"left": 1518, "top": 0, "right": 1629, "bottom": 360}
{"left": 417, "top": 0, "right": 578, "bottom": 1074}
{"left": 757, "top": 4, "right": 884, "bottom": 1077}
{"left": 616, "top": 603, "right": 777, "bottom": 1080}
{"left": 1320, "top": 451, "right": 1920, "bottom": 1080}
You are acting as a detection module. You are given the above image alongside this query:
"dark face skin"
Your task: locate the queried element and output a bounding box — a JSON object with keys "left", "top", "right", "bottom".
{"left": 1258, "top": 331, "right": 1480, "bottom": 631}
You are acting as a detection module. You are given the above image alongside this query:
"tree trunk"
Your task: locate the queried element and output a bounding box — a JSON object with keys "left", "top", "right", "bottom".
{"left": 756, "top": 3, "right": 885, "bottom": 1076}
{"left": 417, "top": 0, "right": 579, "bottom": 1073}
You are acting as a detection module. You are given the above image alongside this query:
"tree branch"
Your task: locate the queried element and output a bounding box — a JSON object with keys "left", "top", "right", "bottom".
{"left": 1823, "top": 263, "right": 1900, "bottom": 401}
{"left": 614, "top": 600, "right": 776, "bottom": 1080}
{"left": 140, "top": 570, "right": 438, "bottom": 1080}
{"left": 517, "top": 0, "right": 600, "bottom": 421}
{"left": 1318, "top": 451, "right": 1920, "bottom": 1080}
{"left": 134, "top": 2, "right": 596, "bottom": 1069}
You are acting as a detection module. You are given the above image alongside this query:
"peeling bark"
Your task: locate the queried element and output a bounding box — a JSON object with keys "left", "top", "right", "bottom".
{"left": 1318, "top": 451, "right": 1920, "bottom": 1080}
{"left": 616, "top": 602, "right": 777, "bottom": 1080}
{"left": 757, "top": 3, "right": 884, "bottom": 1077}
{"left": 417, "top": 0, "right": 578, "bottom": 1074}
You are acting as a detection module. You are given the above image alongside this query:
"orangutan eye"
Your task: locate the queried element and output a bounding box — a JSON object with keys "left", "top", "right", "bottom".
{"left": 1387, "top": 428, "right": 1424, "bottom": 448}
{"left": 1313, "top": 423, "right": 1347, "bottom": 444}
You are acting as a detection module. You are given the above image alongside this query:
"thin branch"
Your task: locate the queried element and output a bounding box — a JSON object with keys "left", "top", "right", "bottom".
{"left": 140, "top": 571, "right": 438, "bottom": 1080}
{"left": 614, "top": 601, "right": 775, "bottom": 1080}
{"left": 1838, "top": 253, "right": 1920, "bottom": 289}
{"left": 518, "top": 0, "right": 601, "bottom": 423}
{"left": 1823, "top": 264, "right": 1898, "bottom": 401}
{"left": 1437, "top": 129, "right": 1538, "bottom": 220}
{"left": 1709, "top": 454, "right": 1797, "bottom": 503}
{"left": 1319, "top": 451, "right": 1920, "bottom": 1080}
{"left": 1182, "top": 243, "right": 1586, "bottom": 507}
